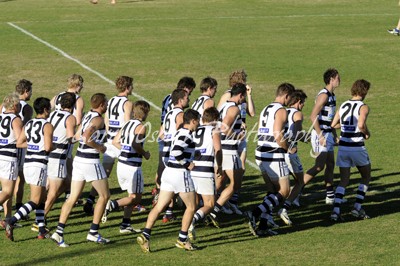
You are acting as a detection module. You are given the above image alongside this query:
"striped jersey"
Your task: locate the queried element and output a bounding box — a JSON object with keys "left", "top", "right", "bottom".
{"left": 218, "top": 101, "right": 242, "bottom": 154}
{"left": 25, "top": 118, "right": 50, "bottom": 166}
{"left": 106, "top": 96, "right": 129, "bottom": 142}
{"left": 223, "top": 90, "right": 247, "bottom": 123}
{"left": 18, "top": 100, "right": 30, "bottom": 124}
{"left": 48, "top": 110, "right": 72, "bottom": 160}
{"left": 167, "top": 127, "right": 195, "bottom": 170}
{"left": 118, "top": 119, "right": 144, "bottom": 167}
{"left": 54, "top": 92, "right": 80, "bottom": 118}
{"left": 191, "top": 125, "right": 216, "bottom": 178}
{"left": 256, "top": 102, "right": 286, "bottom": 162}
{"left": 160, "top": 94, "right": 173, "bottom": 125}
{"left": 191, "top": 95, "right": 211, "bottom": 118}
{"left": 316, "top": 88, "right": 336, "bottom": 132}
{"left": 161, "top": 107, "right": 183, "bottom": 164}
{"left": 284, "top": 107, "right": 299, "bottom": 149}
{"left": 0, "top": 113, "right": 19, "bottom": 162}
{"left": 338, "top": 100, "right": 366, "bottom": 150}
{"left": 75, "top": 111, "right": 106, "bottom": 164}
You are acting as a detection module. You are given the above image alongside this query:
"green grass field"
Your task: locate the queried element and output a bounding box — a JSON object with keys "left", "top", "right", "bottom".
{"left": 1, "top": 0, "right": 400, "bottom": 265}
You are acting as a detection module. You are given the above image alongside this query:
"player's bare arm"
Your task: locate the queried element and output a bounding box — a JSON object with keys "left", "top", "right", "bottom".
{"left": 358, "top": 105, "right": 370, "bottom": 139}
{"left": 132, "top": 123, "right": 150, "bottom": 160}
{"left": 274, "top": 108, "right": 289, "bottom": 151}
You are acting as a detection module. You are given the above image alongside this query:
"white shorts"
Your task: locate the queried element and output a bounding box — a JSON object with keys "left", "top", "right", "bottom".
{"left": 72, "top": 160, "right": 107, "bottom": 182}
{"left": 116, "top": 162, "right": 144, "bottom": 194}
{"left": 285, "top": 153, "right": 303, "bottom": 174}
{"left": 24, "top": 165, "right": 47, "bottom": 187}
{"left": 238, "top": 140, "right": 247, "bottom": 154}
{"left": 192, "top": 176, "right": 216, "bottom": 196}
{"left": 336, "top": 148, "right": 370, "bottom": 168}
{"left": 0, "top": 160, "right": 18, "bottom": 181}
{"left": 311, "top": 130, "right": 335, "bottom": 153}
{"left": 103, "top": 142, "right": 121, "bottom": 164}
{"left": 160, "top": 167, "right": 195, "bottom": 194}
{"left": 222, "top": 153, "right": 242, "bottom": 171}
{"left": 256, "top": 158, "right": 289, "bottom": 180}
{"left": 47, "top": 158, "right": 67, "bottom": 179}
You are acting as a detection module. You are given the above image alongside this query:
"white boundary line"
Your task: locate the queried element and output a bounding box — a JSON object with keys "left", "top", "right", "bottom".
{"left": 7, "top": 21, "right": 259, "bottom": 170}
{"left": 7, "top": 22, "right": 161, "bottom": 112}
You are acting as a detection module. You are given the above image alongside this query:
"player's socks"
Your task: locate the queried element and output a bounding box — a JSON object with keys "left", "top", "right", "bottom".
{"left": 89, "top": 223, "right": 100, "bottom": 236}
{"left": 56, "top": 223, "right": 65, "bottom": 237}
{"left": 11, "top": 201, "right": 37, "bottom": 225}
{"left": 192, "top": 209, "right": 204, "bottom": 225}
{"left": 333, "top": 186, "right": 345, "bottom": 214}
{"left": 178, "top": 230, "right": 188, "bottom": 243}
{"left": 211, "top": 202, "right": 222, "bottom": 215}
{"left": 142, "top": 228, "right": 151, "bottom": 240}
{"left": 354, "top": 184, "right": 368, "bottom": 211}
{"left": 326, "top": 185, "right": 335, "bottom": 200}
{"left": 283, "top": 200, "right": 292, "bottom": 210}
{"left": 121, "top": 218, "right": 131, "bottom": 228}
{"left": 110, "top": 200, "right": 119, "bottom": 211}
{"left": 36, "top": 203, "right": 46, "bottom": 234}
{"left": 86, "top": 195, "right": 96, "bottom": 205}
{"left": 256, "top": 193, "right": 283, "bottom": 216}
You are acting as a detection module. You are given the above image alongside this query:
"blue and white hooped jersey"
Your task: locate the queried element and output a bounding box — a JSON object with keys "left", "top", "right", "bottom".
{"left": 167, "top": 128, "right": 195, "bottom": 170}
{"left": 25, "top": 118, "right": 49, "bottom": 166}
{"left": 338, "top": 100, "right": 366, "bottom": 150}
{"left": 18, "top": 100, "right": 30, "bottom": 124}
{"left": 218, "top": 101, "right": 242, "bottom": 154}
{"left": 118, "top": 119, "right": 144, "bottom": 167}
{"left": 0, "top": 113, "right": 19, "bottom": 162}
{"left": 191, "top": 95, "right": 211, "bottom": 118}
{"left": 191, "top": 125, "right": 215, "bottom": 178}
{"left": 48, "top": 110, "right": 72, "bottom": 160}
{"left": 284, "top": 107, "right": 299, "bottom": 149}
{"left": 160, "top": 94, "right": 173, "bottom": 125}
{"left": 316, "top": 88, "right": 336, "bottom": 133}
{"left": 256, "top": 102, "right": 286, "bottom": 161}
{"left": 106, "top": 96, "right": 129, "bottom": 142}
{"left": 161, "top": 107, "right": 183, "bottom": 163}
{"left": 75, "top": 111, "right": 106, "bottom": 164}
{"left": 223, "top": 89, "right": 247, "bottom": 123}
{"left": 54, "top": 92, "right": 80, "bottom": 118}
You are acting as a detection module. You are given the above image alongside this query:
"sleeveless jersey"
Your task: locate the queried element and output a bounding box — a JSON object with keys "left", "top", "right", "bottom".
{"left": 316, "top": 88, "right": 336, "bottom": 132}
{"left": 218, "top": 101, "right": 242, "bottom": 154}
{"left": 18, "top": 100, "right": 29, "bottom": 124}
{"left": 162, "top": 107, "right": 183, "bottom": 164}
{"left": 0, "top": 113, "right": 19, "bottom": 162}
{"left": 118, "top": 119, "right": 144, "bottom": 167}
{"left": 284, "top": 107, "right": 299, "bottom": 149}
{"left": 167, "top": 128, "right": 195, "bottom": 170}
{"left": 160, "top": 94, "right": 173, "bottom": 125}
{"left": 106, "top": 96, "right": 129, "bottom": 141}
{"left": 191, "top": 95, "right": 211, "bottom": 118}
{"left": 223, "top": 90, "right": 247, "bottom": 123}
{"left": 191, "top": 125, "right": 215, "bottom": 178}
{"left": 54, "top": 92, "right": 80, "bottom": 117}
{"left": 48, "top": 110, "right": 72, "bottom": 160}
{"left": 338, "top": 100, "right": 366, "bottom": 150}
{"left": 75, "top": 111, "right": 106, "bottom": 164}
{"left": 255, "top": 102, "right": 286, "bottom": 162}
{"left": 25, "top": 118, "right": 50, "bottom": 166}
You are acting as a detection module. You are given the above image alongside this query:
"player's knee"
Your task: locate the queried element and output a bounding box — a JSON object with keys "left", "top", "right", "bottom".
{"left": 1, "top": 189, "right": 13, "bottom": 199}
